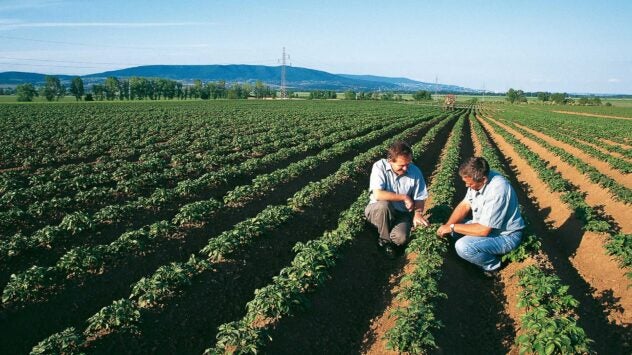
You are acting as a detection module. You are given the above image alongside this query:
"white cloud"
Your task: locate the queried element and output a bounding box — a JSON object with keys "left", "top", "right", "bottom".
{"left": 607, "top": 78, "right": 621, "bottom": 83}
{"left": 0, "top": 0, "right": 67, "bottom": 12}
{"left": 0, "top": 21, "right": 215, "bottom": 30}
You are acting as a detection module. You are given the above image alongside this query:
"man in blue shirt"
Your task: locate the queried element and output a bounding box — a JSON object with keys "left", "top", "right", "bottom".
{"left": 436, "top": 157, "right": 524, "bottom": 277}
{"left": 365, "top": 141, "right": 430, "bottom": 256}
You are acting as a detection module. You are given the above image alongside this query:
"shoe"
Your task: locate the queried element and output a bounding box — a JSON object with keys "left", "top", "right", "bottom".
{"left": 378, "top": 240, "right": 397, "bottom": 259}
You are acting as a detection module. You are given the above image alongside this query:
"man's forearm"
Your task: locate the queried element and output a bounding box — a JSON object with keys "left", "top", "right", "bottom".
{"left": 446, "top": 201, "right": 470, "bottom": 224}
{"left": 373, "top": 189, "right": 407, "bottom": 202}
{"left": 452, "top": 222, "right": 492, "bottom": 237}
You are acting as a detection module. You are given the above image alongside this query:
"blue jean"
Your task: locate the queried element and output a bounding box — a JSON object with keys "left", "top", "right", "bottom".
{"left": 452, "top": 226, "right": 522, "bottom": 271}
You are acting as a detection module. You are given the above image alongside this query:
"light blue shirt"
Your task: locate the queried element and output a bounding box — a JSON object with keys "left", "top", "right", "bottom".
{"left": 368, "top": 158, "right": 428, "bottom": 212}
{"left": 464, "top": 170, "right": 525, "bottom": 236}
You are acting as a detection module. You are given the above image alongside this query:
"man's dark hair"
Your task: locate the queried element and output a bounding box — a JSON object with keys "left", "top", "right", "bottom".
{"left": 387, "top": 141, "right": 413, "bottom": 161}
{"left": 459, "top": 157, "right": 490, "bottom": 182}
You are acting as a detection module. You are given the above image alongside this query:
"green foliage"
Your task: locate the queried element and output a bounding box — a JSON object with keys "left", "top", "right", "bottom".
{"left": 16, "top": 83, "right": 38, "bottom": 102}
{"left": 30, "top": 327, "right": 84, "bottom": 355}
{"left": 86, "top": 299, "right": 141, "bottom": 335}
{"left": 307, "top": 90, "right": 337, "bottom": 99}
{"left": 412, "top": 90, "right": 432, "bottom": 101}
{"left": 209, "top": 321, "right": 268, "bottom": 355}
{"left": 515, "top": 266, "right": 592, "bottom": 354}
{"left": 343, "top": 90, "right": 356, "bottom": 100}
{"left": 506, "top": 88, "right": 527, "bottom": 104}
{"left": 384, "top": 111, "right": 466, "bottom": 353}
{"left": 550, "top": 93, "right": 568, "bottom": 105}
{"left": 41, "top": 76, "right": 65, "bottom": 101}
{"left": 605, "top": 233, "right": 632, "bottom": 280}
{"left": 536, "top": 92, "right": 550, "bottom": 102}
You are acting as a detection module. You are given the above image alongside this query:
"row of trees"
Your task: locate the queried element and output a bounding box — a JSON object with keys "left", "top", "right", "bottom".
{"left": 14, "top": 76, "right": 279, "bottom": 102}
{"left": 507, "top": 88, "right": 604, "bottom": 106}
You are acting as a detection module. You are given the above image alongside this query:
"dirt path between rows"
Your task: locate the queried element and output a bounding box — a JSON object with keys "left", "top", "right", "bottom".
{"left": 599, "top": 138, "right": 632, "bottom": 150}
{"left": 363, "top": 114, "right": 516, "bottom": 354}
{"left": 571, "top": 136, "right": 632, "bottom": 163}
{"left": 552, "top": 110, "right": 632, "bottom": 120}
{"left": 361, "top": 118, "right": 468, "bottom": 355}
{"left": 484, "top": 116, "right": 632, "bottom": 234}
{"left": 470, "top": 115, "right": 483, "bottom": 157}
{"left": 479, "top": 116, "right": 632, "bottom": 326}
{"left": 511, "top": 122, "right": 632, "bottom": 189}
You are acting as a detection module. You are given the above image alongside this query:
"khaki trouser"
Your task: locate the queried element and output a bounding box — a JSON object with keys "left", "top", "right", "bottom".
{"left": 364, "top": 201, "right": 412, "bottom": 246}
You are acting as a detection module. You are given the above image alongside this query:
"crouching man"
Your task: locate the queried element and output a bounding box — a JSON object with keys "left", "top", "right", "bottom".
{"left": 365, "top": 141, "right": 429, "bottom": 257}
{"left": 436, "top": 157, "right": 524, "bottom": 277}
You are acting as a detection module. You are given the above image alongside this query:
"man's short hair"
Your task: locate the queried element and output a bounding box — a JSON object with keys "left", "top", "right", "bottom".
{"left": 459, "top": 157, "right": 490, "bottom": 182}
{"left": 387, "top": 141, "right": 413, "bottom": 161}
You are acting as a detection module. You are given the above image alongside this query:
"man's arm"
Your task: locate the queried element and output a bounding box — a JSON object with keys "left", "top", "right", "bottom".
{"left": 373, "top": 189, "right": 414, "bottom": 211}
{"left": 437, "top": 200, "right": 483, "bottom": 236}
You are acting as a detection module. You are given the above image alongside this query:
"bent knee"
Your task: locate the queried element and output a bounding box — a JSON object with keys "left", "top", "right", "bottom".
{"left": 455, "top": 238, "right": 475, "bottom": 257}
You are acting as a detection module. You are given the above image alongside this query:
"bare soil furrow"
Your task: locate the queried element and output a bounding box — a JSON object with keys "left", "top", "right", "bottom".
{"left": 259, "top": 116, "right": 459, "bottom": 355}
{"left": 512, "top": 122, "right": 632, "bottom": 189}
{"left": 486, "top": 116, "right": 632, "bottom": 234}
{"left": 480, "top": 116, "right": 631, "bottom": 353}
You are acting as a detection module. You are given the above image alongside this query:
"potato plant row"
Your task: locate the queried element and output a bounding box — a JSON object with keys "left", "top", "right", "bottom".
{"left": 555, "top": 126, "right": 632, "bottom": 159}
{"left": 521, "top": 106, "right": 632, "bottom": 147}
{"left": 0, "top": 117, "right": 338, "bottom": 215}
{"left": 500, "top": 110, "right": 632, "bottom": 173}
{"left": 515, "top": 266, "right": 592, "bottom": 354}
{"left": 28, "top": 109, "right": 457, "bottom": 354}
{"left": 0, "top": 113, "right": 392, "bottom": 239}
{"left": 2, "top": 113, "right": 434, "bottom": 306}
{"left": 0, "top": 113, "right": 417, "bottom": 263}
{"left": 495, "top": 116, "right": 631, "bottom": 205}
{"left": 471, "top": 112, "right": 591, "bottom": 353}
{"left": 383, "top": 112, "right": 468, "bottom": 353}
{"left": 207, "top": 111, "right": 462, "bottom": 354}
{"left": 481, "top": 116, "right": 632, "bottom": 279}
{"left": 1, "top": 101, "right": 375, "bottom": 169}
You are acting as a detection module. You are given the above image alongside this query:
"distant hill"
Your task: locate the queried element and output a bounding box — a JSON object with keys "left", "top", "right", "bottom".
{"left": 0, "top": 71, "right": 74, "bottom": 85}
{"left": 338, "top": 74, "right": 473, "bottom": 93}
{"left": 0, "top": 65, "right": 478, "bottom": 93}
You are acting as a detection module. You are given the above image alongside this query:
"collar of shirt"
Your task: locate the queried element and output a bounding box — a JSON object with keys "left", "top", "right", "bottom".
{"left": 473, "top": 174, "right": 491, "bottom": 196}
{"left": 384, "top": 161, "right": 409, "bottom": 178}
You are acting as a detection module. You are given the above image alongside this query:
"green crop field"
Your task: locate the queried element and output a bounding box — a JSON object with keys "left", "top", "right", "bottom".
{"left": 0, "top": 99, "right": 630, "bottom": 354}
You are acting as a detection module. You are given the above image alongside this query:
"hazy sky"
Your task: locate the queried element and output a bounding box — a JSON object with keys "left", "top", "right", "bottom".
{"left": 1, "top": 0, "right": 631, "bottom": 94}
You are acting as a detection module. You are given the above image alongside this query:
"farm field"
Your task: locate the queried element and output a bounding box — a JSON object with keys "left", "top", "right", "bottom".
{"left": 0, "top": 100, "right": 630, "bottom": 354}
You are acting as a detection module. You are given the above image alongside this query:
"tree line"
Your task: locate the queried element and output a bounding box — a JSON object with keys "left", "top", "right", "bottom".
{"left": 337, "top": 90, "right": 432, "bottom": 101}
{"left": 13, "top": 76, "right": 278, "bottom": 102}
{"left": 506, "top": 88, "right": 604, "bottom": 106}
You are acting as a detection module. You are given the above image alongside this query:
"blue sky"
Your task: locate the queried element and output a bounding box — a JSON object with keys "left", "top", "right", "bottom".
{"left": 1, "top": 0, "right": 631, "bottom": 94}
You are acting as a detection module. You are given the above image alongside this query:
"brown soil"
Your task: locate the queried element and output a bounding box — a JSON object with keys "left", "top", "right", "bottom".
{"left": 479, "top": 115, "right": 632, "bottom": 352}
{"left": 363, "top": 113, "right": 516, "bottom": 354}
{"left": 0, "top": 118, "right": 437, "bottom": 355}
{"left": 485, "top": 117, "right": 632, "bottom": 234}
{"left": 470, "top": 116, "right": 483, "bottom": 156}
{"left": 512, "top": 122, "right": 632, "bottom": 189}
{"left": 570, "top": 136, "right": 632, "bottom": 163}
{"left": 257, "top": 113, "right": 460, "bottom": 355}
{"left": 599, "top": 138, "right": 632, "bottom": 150}
{"left": 551, "top": 110, "right": 632, "bottom": 120}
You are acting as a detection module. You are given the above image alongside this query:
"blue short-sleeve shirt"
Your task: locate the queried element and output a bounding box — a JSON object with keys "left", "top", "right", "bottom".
{"left": 368, "top": 158, "right": 428, "bottom": 212}
{"left": 464, "top": 170, "right": 525, "bottom": 235}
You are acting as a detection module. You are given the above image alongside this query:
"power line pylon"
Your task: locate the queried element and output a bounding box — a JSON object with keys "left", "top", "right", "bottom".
{"left": 280, "top": 47, "right": 289, "bottom": 99}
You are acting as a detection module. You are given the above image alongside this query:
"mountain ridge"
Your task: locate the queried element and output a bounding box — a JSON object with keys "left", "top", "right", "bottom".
{"left": 0, "top": 64, "right": 478, "bottom": 92}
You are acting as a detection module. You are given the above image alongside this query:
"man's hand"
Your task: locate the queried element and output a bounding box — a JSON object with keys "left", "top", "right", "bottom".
{"left": 403, "top": 195, "right": 414, "bottom": 211}
{"left": 436, "top": 224, "right": 451, "bottom": 237}
{"left": 413, "top": 213, "right": 429, "bottom": 228}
